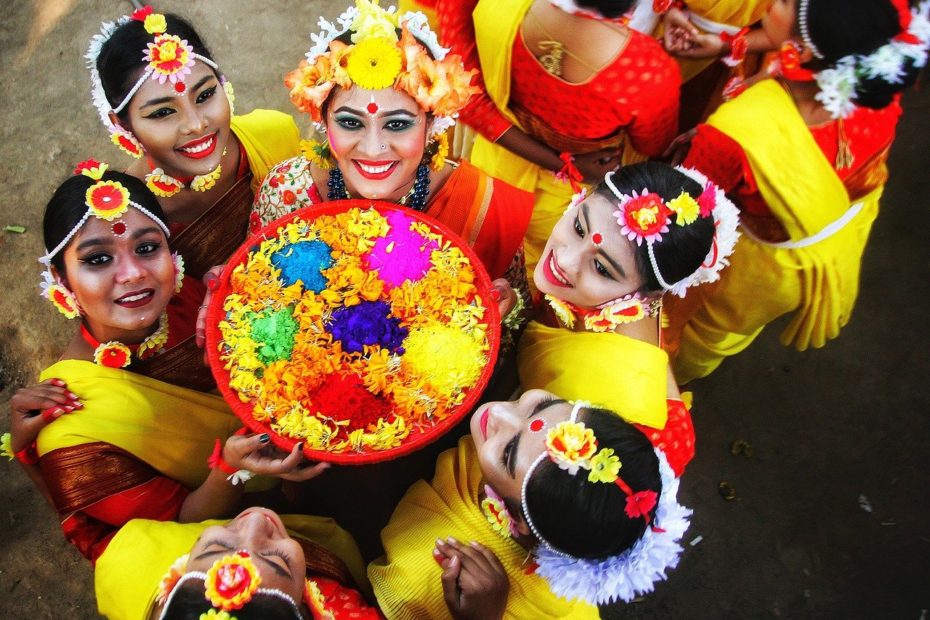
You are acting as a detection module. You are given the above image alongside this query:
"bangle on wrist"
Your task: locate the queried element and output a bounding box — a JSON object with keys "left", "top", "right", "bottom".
{"left": 15, "top": 442, "right": 39, "bottom": 466}
{"left": 554, "top": 152, "right": 583, "bottom": 193}
{"left": 208, "top": 438, "right": 238, "bottom": 474}
{"left": 720, "top": 27, "right": 750, "bottom": 67}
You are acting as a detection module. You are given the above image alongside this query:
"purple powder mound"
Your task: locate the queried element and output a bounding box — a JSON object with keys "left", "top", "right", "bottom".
{"left": 364, "top": 210, "right": 437, "bottom": 289}
{"left": 328, "top": 300, "right": 407, "bottom": 354}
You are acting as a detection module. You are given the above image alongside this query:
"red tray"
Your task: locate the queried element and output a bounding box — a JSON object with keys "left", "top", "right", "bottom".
{"left": 205, "top": 199, "right": 500, "bottom": 465}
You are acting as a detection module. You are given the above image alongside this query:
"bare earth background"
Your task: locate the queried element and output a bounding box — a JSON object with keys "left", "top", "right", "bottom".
{"left": 1, "top": 1, "right": 928, "bottom": 618}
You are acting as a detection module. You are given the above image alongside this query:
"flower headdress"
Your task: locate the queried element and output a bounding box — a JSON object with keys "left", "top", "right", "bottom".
{"left": 86, "top": 6, "right": 226, "bottom": 158}
{"left": 519, "top": 401, "right": 691, "bottom": 605}
{"left": 156, "top": 551, "right": 304, "bottom": 619}
{"left": 803, "top": 0, "right": 930, "bottom": 119}
{"left": 284, "top": 0, "right": 479, "bottom": 138}
{"left": 38, "top": 160, "right": 172, "bottom": 318}
{"left": 604, "top": 166, "right": 740, "bottom": 299}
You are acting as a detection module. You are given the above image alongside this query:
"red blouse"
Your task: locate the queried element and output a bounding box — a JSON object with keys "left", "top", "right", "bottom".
{"left": 684, "top": 98, "right": 903, "bottom": 217}
{"left": 435, "top": 0, "right": 681, "bottom": 155}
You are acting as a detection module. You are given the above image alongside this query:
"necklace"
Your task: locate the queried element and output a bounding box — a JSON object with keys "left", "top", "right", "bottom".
{"left": 527, "top": 9, "right": 605, "bottom": 77}
{"left": 545, "top": 294, "right": 661, "bottom": 331}
{"left": 80, "top": 313, "right": 169, "bottom": 368}
{"left": 144, "top": 150, "right": 226, "bottom": 198}
{"left": 327, "top": 163, "right": 431, "bottom": 212}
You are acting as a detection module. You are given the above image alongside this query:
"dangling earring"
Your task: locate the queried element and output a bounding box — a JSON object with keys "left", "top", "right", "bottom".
{"left": 172, "top": 252, "right": 185, "bottom": 294}
{"left": 481, "top": 485, "right": 520, "bottom": 539}
{"left": 110, "top": 127, "right": 144, "bottom": 159}
{"left": 776, "top": 41, "right": 815, "bottom": 81}
{"left": 40, "top": 270, "right": 81, "bottom": 319}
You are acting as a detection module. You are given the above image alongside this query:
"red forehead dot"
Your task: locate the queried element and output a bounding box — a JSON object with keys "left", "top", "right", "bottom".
{"left": 112, "top": 221, "right": 127, "bottom": 235}
{"left": 530, "top": 419, "right": 545, "bottom": 432}
{"left": 592, "top": 232, "right": 603, "bottom": 246}
{"left": 366, "top": 102, "right": 379, "bottom": 115}
{"left": 237, "top": 550, "right": 250, "bottom": 558}
{"left": 174, "top": 82, "right": 186, "bottom": 94}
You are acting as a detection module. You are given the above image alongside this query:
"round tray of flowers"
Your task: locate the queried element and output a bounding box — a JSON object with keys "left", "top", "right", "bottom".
{"left": 206, "top": 199, "right": 500, "bottom": 464}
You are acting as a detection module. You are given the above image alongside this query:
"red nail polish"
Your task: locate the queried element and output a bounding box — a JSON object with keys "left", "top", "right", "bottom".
{"left": 207, "top": 278, "right": 219, "bottom": 291}
{"left": 490, "top": 288, "right": 501, "bottom": 302}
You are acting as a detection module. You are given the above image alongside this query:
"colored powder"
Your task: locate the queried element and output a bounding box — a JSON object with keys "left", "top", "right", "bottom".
{"left": 250, "top": 307, "right": 299, "bottom": 364}
{"left": 311, "top": 373, "right": 393, "bottom": 431}
{"left": 272, "top": 239, "right": 333, "bottom": 292}
{"left": 328, "top": 300, "right": 408, "bottom": 354}
{"left": 401, "top": 323, "right": 487, "bottom": 396}
{"left": 364, "top": 210, "right": 437, "bottom": 289}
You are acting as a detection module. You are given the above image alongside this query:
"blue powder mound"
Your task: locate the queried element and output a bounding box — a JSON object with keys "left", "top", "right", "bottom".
{"left": 328, "top": 300, "right": 408, "bottom": 354}
{"left": 271, "top": 239, "right": 333, "bottom": 292}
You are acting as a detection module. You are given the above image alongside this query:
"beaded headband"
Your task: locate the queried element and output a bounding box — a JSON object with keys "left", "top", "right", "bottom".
{"left": 603, "top": 166, "right": 740, "bottom": 299}
{"left": 38, "top": 160, "right": 171, "bottom": 317}
{"left": 86, "top": 6, "right": 222, "bottom": 157}
{"left": 797, "top": 0, "right": 825, "bottom": 60}
{"left": 519, "top": 401, "right": 691, "bottom": 604}
{"left": 157, "top": 552, "right": 303, "bottom": 619}
{"left": 285, "top": 0, "right": 479, "bottom": 136}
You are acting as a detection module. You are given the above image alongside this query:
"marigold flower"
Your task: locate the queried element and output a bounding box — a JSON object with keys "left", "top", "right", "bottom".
{"left": 346, "top": 37, "right": 403, "bottom": 90}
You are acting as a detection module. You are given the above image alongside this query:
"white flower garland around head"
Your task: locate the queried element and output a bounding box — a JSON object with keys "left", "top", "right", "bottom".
{"left": 533, "top": 449, "right": 692, "bottom": 605}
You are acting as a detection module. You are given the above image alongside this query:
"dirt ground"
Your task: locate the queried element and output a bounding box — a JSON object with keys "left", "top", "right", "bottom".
{"left": 1, "top": 1, "right": 928, "bottom": 618}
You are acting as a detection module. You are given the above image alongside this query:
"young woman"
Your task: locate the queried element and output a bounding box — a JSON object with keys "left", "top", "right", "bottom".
{"left": 90, "top": 5, "right": 301, "bottom": 274}
{"left": 430, "top": 0, "right": 682, "bottom": 278}
{"left": 97, "top": 508, "right": 377, "bottom": 619}
{"left": 8, "top": 164, "right": 324, "bottom": 564}
{"left": 87, "top": 6, "right": 303, "bottom": 387}
{"left": 664, "top": 0, "right": 930, "bottom": 383}
{"left": 368, "top": 388, "right": 692, "bottom": 618}
{"left": 518, "top": 162, "right": 738, "bottom": 436}
{"left": 252, "top": 0, "right": 534, "bottom": 283}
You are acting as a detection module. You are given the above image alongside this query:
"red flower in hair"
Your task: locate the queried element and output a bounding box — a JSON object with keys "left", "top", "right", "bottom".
{"left": 74, "top": 159, "right": 104, "bottom": 177}
{"left": 625, "top": 490, "right": 659, "bottom": 522}
{"left": 697, "top": 182, "right": 717, "bottom": 217}
{"left": 131, "top": 5, "right": 154, "bottom": 21}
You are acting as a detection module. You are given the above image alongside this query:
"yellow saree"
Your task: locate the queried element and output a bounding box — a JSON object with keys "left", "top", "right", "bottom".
{"left": 669, "top": 80, "right": 882, "bottom": 383}
{"left": 368, "top": 438, "right": 599, "bottom": 619}
{"left": 517, "top": 321, "right": 669, "bottom": 429}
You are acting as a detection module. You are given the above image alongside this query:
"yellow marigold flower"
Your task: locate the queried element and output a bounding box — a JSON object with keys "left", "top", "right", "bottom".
{"left": 346, "top": 38, "right": 403, "bottom": 90}
{"left": 587, "top": 448, "right": 622, "bottom": 483}
{"left": 546, "top": 421, "right": 598, "bottom": 475}
{"left": 301, "top": 139, "right": 333, "bottom": 170}
{"left": 430, "top": 131, "right": 450, "bottom": 171}
{"left": 143, "top": 13, "right": 167, "bottom": 35}
{"left": 350, "top": 0, "right": 399, "bottom": 43}
{"left": 666, "top": 192, "right": 700, "bottom": 226}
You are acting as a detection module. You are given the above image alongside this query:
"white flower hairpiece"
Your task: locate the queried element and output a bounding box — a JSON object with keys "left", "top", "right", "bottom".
{"left": 533, "top": 449, "right": 692, "bottom": 605}
{"left": 813, "top": 1, "right": 930, "bottom": 119}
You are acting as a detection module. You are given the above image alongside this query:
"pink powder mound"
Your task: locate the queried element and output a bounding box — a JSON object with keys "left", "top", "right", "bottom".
{"left": 364, "top": 210, "right": 437, "bottom": 288}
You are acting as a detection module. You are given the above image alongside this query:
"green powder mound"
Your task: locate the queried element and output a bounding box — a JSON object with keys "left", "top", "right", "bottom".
{"left": 250, "top": 307, "right": 299, "bottom": 364}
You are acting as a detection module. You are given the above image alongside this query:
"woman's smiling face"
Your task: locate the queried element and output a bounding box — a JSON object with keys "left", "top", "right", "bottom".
{"left": 122, "top": 60, "right": 231, "bottom": 179}
{"left": 535, "top": 192, "right": 644, "bottom": 309}
{"left": 325, "top": 86, "right": 429, "bottom": 201}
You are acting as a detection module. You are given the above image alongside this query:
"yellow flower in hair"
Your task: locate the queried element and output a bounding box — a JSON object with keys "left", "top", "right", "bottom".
{"left": 204, "top": 553, "right": 261, "bottom": 611}
{"left": 666, "top": 192, "right": 700, "bottom": 226}
{"left": 351, "top": 0, "right": 399, "bottom": 43}
{"left": 200, "top": 610, "right": 236, "bottom": 620}
{"left": 430, "top": 132, "right": 449, "bottom": 171}
{"left": 143, "top": 13, "right": 167, "bottom": 35}
{"left": 86, "top": 180, "right": 130, "bottom": 221}
{"left": 587, "top": 448, "right": 622, "bottom": 483}
{"left": 546, "top": 421, "right": 598, "bottom": 475}
{"left": 346, "top": 37, "right": 403, "bottom": 90}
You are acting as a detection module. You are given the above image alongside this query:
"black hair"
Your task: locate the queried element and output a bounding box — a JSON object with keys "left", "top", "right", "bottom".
{"left": 97, "top": 13, "right": 217, "bottom": 123}
{"left": 595, "top": 162, "right": 715, "bottom": 295}
{"left": 42, "top": 169, "right": 168, "bottom": 272}
{"left": 575, "top": 0, "right": 637, "bottom": 19}
{"left": 158, "top": 579, "right": 308, "bottom": 620}
{"left": 523, "top": 407, "right": 661, "bottom": 559}
{"left": 805, "top": 0, "right": 923, "bottom": 109}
